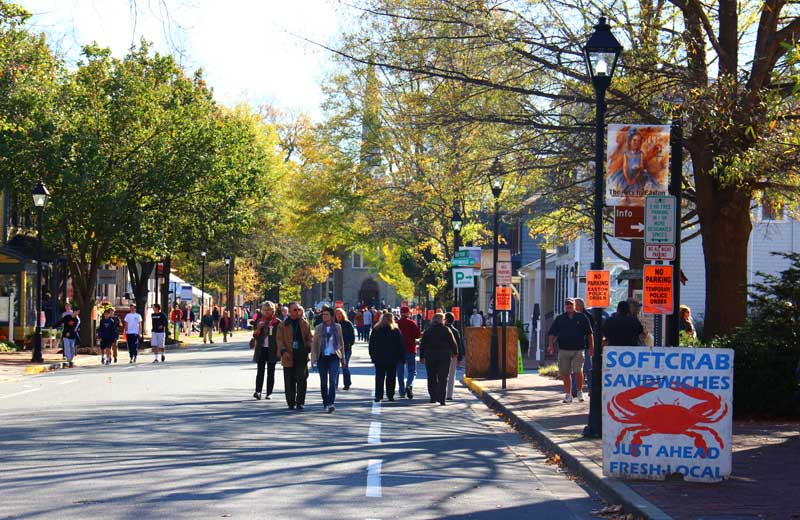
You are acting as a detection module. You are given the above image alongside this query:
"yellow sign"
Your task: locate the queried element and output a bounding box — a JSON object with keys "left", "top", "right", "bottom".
{"left": 643, "top": 265, "right": 673, "bottom": 315}
{"left": 586, "top": 270, "right": 610, "bottom": 308}
{"left": 495, "top": 287, "right": 512, "bottom": 311}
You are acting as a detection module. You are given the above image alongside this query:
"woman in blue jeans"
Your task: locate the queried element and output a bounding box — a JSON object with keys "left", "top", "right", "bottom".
{"left": 311, "top": 307, "right": 345, "bottom": 413}
{"left": 334, "top": 308, "right": 356, "bottom": 390}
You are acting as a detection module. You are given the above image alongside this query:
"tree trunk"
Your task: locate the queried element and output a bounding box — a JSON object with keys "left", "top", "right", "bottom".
{"left": 68, "top": 258, "right": 98, "bottom": 348}
{"left": 627, "top": 240, "right": 645, "bottom": 297}
{"left": 127, "top": 259, "right": 155, "bottom": 318}
{"left": 694, "top": 173, "right": 752, "bottom": 340}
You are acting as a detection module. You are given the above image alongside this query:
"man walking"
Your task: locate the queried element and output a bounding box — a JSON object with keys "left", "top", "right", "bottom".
{"left": 150, "top": 303, "right": 168, "bottom": 363}
{"left": 469, "top": 308, "right": 483, "bottom": 327}
{"left": 201, "top": 309, "right": 214, "bottom": 344}
{"left": 573, "top": 298, "right": 596, "bottom": 397}
{"left": 362, "top": 306, "right": 373, "bottom": 341}
{"left": 219, "top": 309, "right": 233, "bottom": 343}
{"left": 547, "top": 298, "right": 593, "bottom": 403}
{"left": 170, "top": 303, "right": 182, "bottom": 341}
{"left": 57, "top": 307, "right": 80, "bottom": 368}
{"left": 124, "top": 303, "right": 143, "bottom": 363}
{"left": 419, "top": 313, "right": 458, "bottom": 405}
{"left": 397, "top": 306, "right": 421, "bottom": 399}
{"left": 277, "top": 302, "right": 313, "bottom": 410}
{"left": 602, "top": 301, "right": 644, "bottom": 347}
{"left": 445, "top": 312, "right": 465, "bottom": 401}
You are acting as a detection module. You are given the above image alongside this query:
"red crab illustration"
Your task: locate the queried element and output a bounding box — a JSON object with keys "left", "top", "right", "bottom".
{"left": 607, "top": 384, "right": 728, "bottom": 457}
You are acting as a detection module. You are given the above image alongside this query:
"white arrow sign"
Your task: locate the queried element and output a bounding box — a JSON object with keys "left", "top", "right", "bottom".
{"left": 631, "top": 222, "right": 645, "bottom": 232}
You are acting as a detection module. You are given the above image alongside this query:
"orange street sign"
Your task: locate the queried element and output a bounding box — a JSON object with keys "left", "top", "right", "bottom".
{"left": 643, "top": 265, "right": 674, "bottom": 315}
{"left": 452, "top": 306, "right": 460, "bottom": 322}
{"left": 495, "top": 287, "right": 512, "bottom": 311}
{"left": 586, "top": 270, "right": 610, "bottom": 308}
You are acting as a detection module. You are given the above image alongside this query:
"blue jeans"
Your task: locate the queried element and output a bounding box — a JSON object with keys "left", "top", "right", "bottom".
{"left": 318, "top": 354, "right": 340, "bottom": 407}
{"left": 396, "top": 352, "right": 416, "bottom": 394}
{"left": 342, "top": 349, "right": 352, "bottom": 388}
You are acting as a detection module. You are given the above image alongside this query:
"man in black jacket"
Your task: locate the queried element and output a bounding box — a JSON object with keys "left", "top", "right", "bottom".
{"left": 419, "top": 313, "right": 458, "bottom": 405}
{"left": 444, "top": 312, "right": 465, "bottom": 401}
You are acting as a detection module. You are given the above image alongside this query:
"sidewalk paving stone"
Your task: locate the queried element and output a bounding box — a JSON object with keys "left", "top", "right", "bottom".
{"left": 464, "top": 370, "right": 799, "bottom": 520}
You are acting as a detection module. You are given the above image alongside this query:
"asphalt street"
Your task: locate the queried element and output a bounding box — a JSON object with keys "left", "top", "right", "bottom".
{"left": 0, "top": 337, "right": 605, "bottom": 519}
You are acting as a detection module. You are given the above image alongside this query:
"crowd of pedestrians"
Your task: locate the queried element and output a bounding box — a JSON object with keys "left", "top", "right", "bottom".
{"left": 248, "top": 301, "right": 469, "bottom": 412}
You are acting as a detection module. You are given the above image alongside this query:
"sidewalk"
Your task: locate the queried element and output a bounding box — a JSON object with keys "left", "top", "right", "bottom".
{"left": 0, "top": 330, "right": 252, "bottom": 381}
{"left": 463, "top": 369, "right": 799, "bottom": 520}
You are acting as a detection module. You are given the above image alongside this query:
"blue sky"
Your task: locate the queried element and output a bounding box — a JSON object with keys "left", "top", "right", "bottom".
{"left": 20, "top": 0, "right": 350, "bottom": 120}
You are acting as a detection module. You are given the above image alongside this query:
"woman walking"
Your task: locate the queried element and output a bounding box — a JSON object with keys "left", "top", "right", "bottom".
{"left": 368, "top": 312, "right": 404, "bottom": 402}
{"left": 419, "top": 313, "right": 458, "bottom": 405}
{"left": 253, "top": 303, "right": 281, "bottom": 400}
{"left": 334, "top": 308, "right": 356, "bottom": 390}
{"left": 311, "top": 307, "right": 345, "bottom": 412}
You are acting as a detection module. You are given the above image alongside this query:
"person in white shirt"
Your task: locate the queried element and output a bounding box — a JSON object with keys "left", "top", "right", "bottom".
{"left": 469, "top": 309, "right": 484, "bottom": 327}
{"left": 124, "top": 303, "right": 143, "bottom": 363}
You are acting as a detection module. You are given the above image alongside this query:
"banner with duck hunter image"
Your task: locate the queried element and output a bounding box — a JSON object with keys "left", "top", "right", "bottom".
{"left": 606, "top": 124, "right": 671, "bottom": 207}
{"left": 603, "top": 346, "right": 734, "bottom": 483}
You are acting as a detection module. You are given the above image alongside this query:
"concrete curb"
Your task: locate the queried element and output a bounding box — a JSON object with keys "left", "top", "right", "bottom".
{"left": 462, "top": 376, "right": 673, "bottom": 520}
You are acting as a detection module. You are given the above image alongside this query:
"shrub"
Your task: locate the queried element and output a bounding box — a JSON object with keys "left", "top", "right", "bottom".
{"left": 711, "top": 253, "right": 800, "bottom": 417}
{"left": 538, "top": 363, "right": 560, "bottom": 379}
{"left": 0, "top": 341, "right": 18, "bottom": 352}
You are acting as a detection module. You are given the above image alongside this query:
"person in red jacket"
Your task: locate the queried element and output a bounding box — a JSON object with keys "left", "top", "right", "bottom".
{"left": 397, "top": 306, "right": 421, "bottom": 399}
{"left": 219, "top": 310, "right": 234, "bottom": 343}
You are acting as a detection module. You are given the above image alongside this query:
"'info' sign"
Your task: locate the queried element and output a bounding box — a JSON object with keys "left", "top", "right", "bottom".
{"left": 603, "top": 346, "right": 734, "bottom": 482}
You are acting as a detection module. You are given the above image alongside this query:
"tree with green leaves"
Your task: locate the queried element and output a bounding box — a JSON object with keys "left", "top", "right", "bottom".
{"left": 326, "top": 0, "right": 800, "bottom": 338}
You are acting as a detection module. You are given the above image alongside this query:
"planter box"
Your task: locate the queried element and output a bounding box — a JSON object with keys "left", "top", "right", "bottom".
{"left": 464, "top": 326, "right": 518, "bottom": 379}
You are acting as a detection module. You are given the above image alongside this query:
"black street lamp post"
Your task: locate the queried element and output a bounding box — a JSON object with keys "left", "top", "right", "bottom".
{"left": 200, "top": 251, "right": 207, "bottom": 328}
{"left": 583, "top": 16, "right": 622, "bottom": 438}
{"left": 224, "top": 256, "right": 231, "bottom": 313}
{"left": 489, "top": 158, "right": 504, "bottom": 379}
{"left": 451, "top": 207, "right": 462, "bottom": 323}
{"left": 31, "top": 181, "right": 50, "bottom": 363}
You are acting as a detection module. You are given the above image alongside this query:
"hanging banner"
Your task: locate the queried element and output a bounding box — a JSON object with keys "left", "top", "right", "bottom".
{"left": 603, "top": 346, "right": 734, "bottom": 482}
{"left": 585, "top": 270, "right": 610, "bottom": 308}
{"left": 606, "top": 124, "right": 670, "bottom": 207}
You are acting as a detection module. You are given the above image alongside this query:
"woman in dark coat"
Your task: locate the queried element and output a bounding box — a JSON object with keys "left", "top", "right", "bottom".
{"left": 335, "top": 308, "right": 356, "bottom": 390}
{"left": 419, "top": 313, "right": 458, "bottom": 405}
{"left": 368, "top": 312, "right": 405, "bottom": 402}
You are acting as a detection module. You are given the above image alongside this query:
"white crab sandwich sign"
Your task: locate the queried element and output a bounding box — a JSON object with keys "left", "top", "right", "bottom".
{"left": 602, "top": 346, "right": 734, "bottom": 482}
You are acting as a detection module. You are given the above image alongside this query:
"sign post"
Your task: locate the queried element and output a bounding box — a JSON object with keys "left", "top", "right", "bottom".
{"left": 496, "top": 261, "right": 512, "bottom": 286}
{"left": 645, "top": 195, "right": 677, "bottom": 245}
{"left": 452, "top": 268, "right": 475, "bottom": 288}
{"left": 643, "top": 265, "right": 674, "bottom": 315}
{"left": 585, "top": 270, "right": 610, "bottom": 308}
{"left": 613, "top": 205, "right": 645, "bottom": 239}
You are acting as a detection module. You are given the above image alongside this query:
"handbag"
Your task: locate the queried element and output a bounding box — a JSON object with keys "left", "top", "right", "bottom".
{"left": 249, "top": 337, "right": 256, "bottom": 350}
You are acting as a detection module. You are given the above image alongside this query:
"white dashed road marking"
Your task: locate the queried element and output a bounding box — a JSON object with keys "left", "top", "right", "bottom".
{"left": 368, "top": 421, "right": 381, "bottom": 444}
{"left": 366, "top": 459, "right": 382, "bottom": 497}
